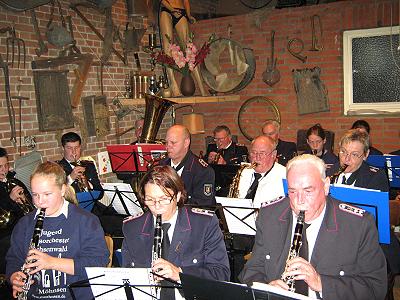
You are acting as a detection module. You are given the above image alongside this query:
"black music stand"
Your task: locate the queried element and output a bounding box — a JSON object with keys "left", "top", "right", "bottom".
{"left": 69, "top": 270, "right": 181, "bottom": 300}
{"left": 180, "top": 273, "right": 308, "bottom": 300}
{"left": 102, "top": 183, "right": 143, "bottom": 215}
{"left": 76, "top": 190, "right": 102, "bottom": 212}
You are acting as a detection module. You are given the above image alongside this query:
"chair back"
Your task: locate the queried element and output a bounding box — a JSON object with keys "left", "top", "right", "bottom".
{"left": 104, "top": 235, "right": 113, "bottom": 267}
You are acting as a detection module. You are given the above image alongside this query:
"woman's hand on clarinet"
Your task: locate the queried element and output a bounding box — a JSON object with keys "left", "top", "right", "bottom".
{"left": 152, "top": 258, "right": 182, "bottom": 282}
{"left": 10, "top": 271, "right": 32, "bottom": 297}
{"left": 25, "top": 248, "right": 56, "bottom": 274}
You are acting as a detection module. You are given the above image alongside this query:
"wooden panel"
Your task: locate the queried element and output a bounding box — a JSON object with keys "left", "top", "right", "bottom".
{"left": 33, "top": 70, "right": 74, "bottom": 131}
{"left": 82, "top": 95, "right": 110, "bottom": 137}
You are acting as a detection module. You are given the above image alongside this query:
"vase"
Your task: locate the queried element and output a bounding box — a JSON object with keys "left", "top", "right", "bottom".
{"left": 180, "top": 74, "right": 195, "bottom": 96}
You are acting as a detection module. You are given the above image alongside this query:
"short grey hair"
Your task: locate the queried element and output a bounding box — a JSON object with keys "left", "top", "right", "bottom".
{"left": 286, "top": 154, "right": 326, "bottom": 180}
{"left": 262, "top": 119, "right": 281, "bottom": 132}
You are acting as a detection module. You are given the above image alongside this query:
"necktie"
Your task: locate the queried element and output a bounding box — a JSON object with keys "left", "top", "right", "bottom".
{"left": 245, "top": 173, "right": 262, "bottom": 200}
{"left": 341, "top": 175, "right": 347, "bottom": 184}
{"left": 160, "top": 223, "right": 175, "bottom": 300}
{"left": 161, "top": 223, "right": 171, "bottom": 259}
{"left": 295, "top": 223, "right": 311, "bottom": 296}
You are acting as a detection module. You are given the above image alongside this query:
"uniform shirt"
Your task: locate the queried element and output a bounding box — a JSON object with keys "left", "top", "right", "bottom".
{"left": 159, "top": 151, "right": 216, "bottom": 206}
{"left": 237, "top": 163, "right": 286, "bottom": 208}
{"left": 332, "top": 161, "right": 389, "bottom": 192}
{"left": 304, "top": 149, "right": 338, "bottom": 177}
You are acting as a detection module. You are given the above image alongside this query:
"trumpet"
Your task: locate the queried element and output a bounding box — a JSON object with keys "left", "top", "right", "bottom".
{"left": 0, "top": 207, "right": 13, "bottom": 229}
{"left": 70, "top": 157, "right": 92, "bottom": 192}
{"left": 212, "top": 149, "right": 224, "bottom": 164}
{"left": 6, "top": 173, "right": 35, "bottom": 215}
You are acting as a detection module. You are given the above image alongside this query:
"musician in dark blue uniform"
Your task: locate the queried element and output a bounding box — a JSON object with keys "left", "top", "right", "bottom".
{"left": 205, "top": 125, "right": 248, "bottom": 165}
{"left": 351, "top": 120, "right": 383, "bottom": 155}
{"left": 262, "top": 120, "right": 297, "bottom": 166}
{"left": 160, "top": 125, "right": 216, "bottom": 207}
{"left": 331, "top": 129, "right": 389, "bottom": 192}
{"left": 303, "top": 124, "right": 338, "bottom": 177}
{"left": 122, "top": 165, "right": 230, "bottom": 296}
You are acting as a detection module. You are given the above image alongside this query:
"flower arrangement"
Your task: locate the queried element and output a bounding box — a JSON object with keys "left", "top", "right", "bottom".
{"left": 152, "top": 34, "right": 213, "bottom": 76}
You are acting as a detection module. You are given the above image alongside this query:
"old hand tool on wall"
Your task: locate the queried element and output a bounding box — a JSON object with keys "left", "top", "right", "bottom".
{"left": 0, "top": 26, "right": 26, "bottom": 68}
{"left": 0, "top": 54, "right": 16, "bottom": 146}
{"left": 287, "top": 38, "right": 307, "bottom": 63}
{"left": 262, "top": 30, "right": 280, "bottom": 86}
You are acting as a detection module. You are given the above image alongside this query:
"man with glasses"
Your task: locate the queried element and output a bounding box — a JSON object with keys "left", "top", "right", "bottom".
{"left": 262, "top": 120, "right": 297, "bottom": 166}
{"left": 160, "top": 125, "right": 216, "bottom": 206}
{"left": 331, "top": 129, "right": 388, "bottom": 192}
{"left": 205, "top": 125, "right": 248, "bottom": 165}
{"left": 236, "top": 135, "right": 286, "bottom": 207}
{"left": 229, "top": 135, "right": 286, "bottom": 281}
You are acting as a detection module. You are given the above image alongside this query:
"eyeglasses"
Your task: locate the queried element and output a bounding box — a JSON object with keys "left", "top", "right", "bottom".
{"left": 249, "top": 149, "right": 276, "bottom": 158}
{"left": 214, "top": 135, "right": 229, "bottom": 142}
{"left": 144, "top": 197, "right": 173, "bottom": 206}
{"left": 338, "top": 149, "right": 364, "bottom": 159}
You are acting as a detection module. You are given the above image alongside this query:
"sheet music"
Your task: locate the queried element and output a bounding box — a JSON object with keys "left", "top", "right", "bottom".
{"left": 102, "top": 183, "right": 142, "bottom": 216}
{"left": 252, "top": 282, "right": 314, "bottom": 300}
{"left": 216, "top": 197, "right": 257, "bottom": 235}
{"left": 86, "top": 267, "right": 155, "bottom": 300}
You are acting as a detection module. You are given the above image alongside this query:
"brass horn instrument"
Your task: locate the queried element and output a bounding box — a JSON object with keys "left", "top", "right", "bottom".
{"left": 310, "top": 14, "right": 323, "bottom": 51}
{"left": 0, "top": 207, "right": 13, "bottom": 229}
{"left": 139, "top": 94, "right": 177, "bottom": 143}
{"left": 6, "top": 173, "right": 35, "bottom": 215}
{"left": 228, "top": 162, "right": 258, "bottom": 198}
{"left": 70, "top": 157, "right": 92, "bottom": 192}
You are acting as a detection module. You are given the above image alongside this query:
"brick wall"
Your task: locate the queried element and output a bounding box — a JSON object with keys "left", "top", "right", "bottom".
{"left": 0, "top": 0, "right": 398, "bottom": 183}
{"left": 188, "top": 0, "right": 400, "bottom": 156}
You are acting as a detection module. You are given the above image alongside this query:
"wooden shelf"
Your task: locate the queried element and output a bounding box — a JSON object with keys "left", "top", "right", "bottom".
{"left": 120, "top": 95, "right": 240, "bottom": 106}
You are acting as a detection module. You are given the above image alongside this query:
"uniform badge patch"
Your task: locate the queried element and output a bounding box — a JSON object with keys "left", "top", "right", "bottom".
{"left": 198, "top": 158, "right": 208, "bottom": 168}
{"left": 192, "top": 207, "right": 214, "bottom": 216}
{"left": 204, "top": 183, "right": 213, "bottom": 196}
{"left": 123, "top": 211, "right": 144, "bottom": 223}
{"left": 369, "top": 166, "right": 379, "bottom": 173}
{"left": 261, "top": 196, "right": 285, "bottom": 208}
{"left": 339, "top": 203, "right": 365, "bottom": 217}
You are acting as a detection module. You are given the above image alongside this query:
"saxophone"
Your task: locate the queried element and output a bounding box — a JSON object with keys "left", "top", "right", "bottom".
{"left": 17, "top": 208, "right": 46, "bottom": 300}
{"left": 212, "top": 149, "right": 224, "bottom": 164}
{"left": 228, "top": 162, "right": 257, "bottom": 198}
{"left": 281, "top": 210, "right": 305, "bottom": 293}
{"left": 150, "top": 214, "right": 162, "bottom": 298}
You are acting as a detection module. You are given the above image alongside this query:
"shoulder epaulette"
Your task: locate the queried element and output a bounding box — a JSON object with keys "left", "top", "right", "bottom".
{"left": 198, "top": 158, "right": 208, "bottom": 168}
{"left": 339, "top": 203, "right": 365, "bottom": 217}
{"left": 261, "top": 196, "right": 285, "bottom": 208}
{"left": 369, "top": 166, "right": 379, "bottom": 173}
{"left": 191, "top": 207, "right": 214, "bottom": 216}
{"left": 123, "top": 211, "right": 144, "bottom": 223}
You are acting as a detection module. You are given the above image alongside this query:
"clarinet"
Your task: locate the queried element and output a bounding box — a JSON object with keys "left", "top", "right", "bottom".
{"left": 17, "top": 208, "right": 46, "bottom": 300}
{"left": 281, "top": 210, "right": 305, "bottom": 293}
{"left": 150, "top": 214, "right": 162, "bottom": 298}
{"left": 152, "top": 214, "right": 162, "bottom": 262}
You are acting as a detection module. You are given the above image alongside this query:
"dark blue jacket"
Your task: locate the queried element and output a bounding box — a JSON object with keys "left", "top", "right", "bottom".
{"left": 6, "top": 203, "right": 109, "bottom": 300}
{"left": 159, "top": 151, "right": 216, "bottom": 206}
{"left": 122, "top": 206, "right": 230, "bottom": 281}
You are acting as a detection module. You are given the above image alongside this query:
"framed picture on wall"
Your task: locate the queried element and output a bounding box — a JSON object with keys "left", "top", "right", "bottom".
{"left": 343, "top": 26, "right": 400, "bottom": 115}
